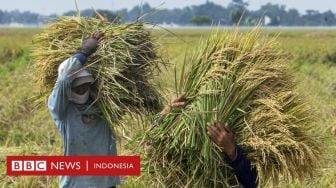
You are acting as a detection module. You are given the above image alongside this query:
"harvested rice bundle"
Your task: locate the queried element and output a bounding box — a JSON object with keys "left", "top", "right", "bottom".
{"left": 32, "top": 16, "right": 163, "bottom": 125}
{"left": 143, "top": 29, "right": 321, "bottom": 187}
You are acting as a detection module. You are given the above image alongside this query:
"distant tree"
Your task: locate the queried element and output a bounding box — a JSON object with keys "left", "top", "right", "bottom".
{"left": 0, "top": 10, "right": 4, "bottom": 24}
{"left": 245, "top": 16, "right": 258, "bottom": 25}
{"left": 192, "top": 2, "right": 228, "bottom": 25}
{"left": 63, "top": 11, "right": 77, "bottom": 16}
{"left": 231, "top": 9, "right": 244, "bottom": 25}
{"left": 306, "top": 10, "right": 319, "bottom": 15}
{"left": 20, "top": 11, "right": 39, "bottom": 24}
{"left": 126, "top": 3, "right": 152, "bottom": 22}
{"left": 177, "top": 7, "right": 194, "bottom": 24}
{"left": 322, "top": 11, "right": 336, "bottom": 26}
{"left": 286, "top": 8, "right": 301, "bottom": 26}
{"left": 1, "top": 1, "right": 336, "bottom": 26}
{"left": 259, "top": 3, "right": 287, "bottom": 26}
{"left": 41, "top": 14, "right": 57, "bottom": 24}
{"left": 1, "top": 10, "right": 11, "bottom": 24}
{"left": 94, "top": 10, "right": 119, "bottom": 22}
{"left": 229, "top": 0, "right": 249, "bottom": 25}
{"left": 230, "top": 0, "right": 249, "bottom": 9}
{"left": 191, "top": 15, "right": 211, "bottom": 25}
{"left": 81, "top": 9, "right": 94, "bottom": 17}
{"left": 302, "top": 9, "right": 322, "bottom": 26}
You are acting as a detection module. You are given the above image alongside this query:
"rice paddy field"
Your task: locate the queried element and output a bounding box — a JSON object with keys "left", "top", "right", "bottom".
{"left": 0, "top": 27, "right": 336, "bottom": 187}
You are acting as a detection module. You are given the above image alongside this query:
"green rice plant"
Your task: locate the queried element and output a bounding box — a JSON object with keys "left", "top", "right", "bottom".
{"left": 32, "top": 16, "right": 164, "bottom": 127}
{"left": 142, "top": 28, "right": 321, "bottom": 187}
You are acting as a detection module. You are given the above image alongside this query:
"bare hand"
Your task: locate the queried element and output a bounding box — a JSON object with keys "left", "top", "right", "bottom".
{"left": 160, "top": 93, "right": 187, "bottom": 115}
{"left": 207, "top": 122, "right": 236, "bottom": 160}
{"left": 91, "top": 31, "right": 105, "bottom": 42}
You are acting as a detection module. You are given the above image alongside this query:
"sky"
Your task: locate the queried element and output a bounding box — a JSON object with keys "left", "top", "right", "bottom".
{"left": 0, "top": 0, "right": 335, "bottom": 15}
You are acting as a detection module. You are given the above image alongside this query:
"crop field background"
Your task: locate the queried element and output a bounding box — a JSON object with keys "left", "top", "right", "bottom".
{"left": 0, "top": 28, "right": 336, "bottom": 187}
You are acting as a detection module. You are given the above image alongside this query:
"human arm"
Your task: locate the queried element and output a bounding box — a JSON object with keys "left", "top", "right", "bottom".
{"left": 47, "top": 31, "right": 104, "bottom": 121}
{"left": 207, "top": 122, "right": 258, "bottom": 188}
{"left": 227, "top": 144, "right": 258, "bottom": 188}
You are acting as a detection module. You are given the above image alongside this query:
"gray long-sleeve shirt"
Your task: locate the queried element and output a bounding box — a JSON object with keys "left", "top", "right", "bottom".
{"left": 48, "top": 54, "right": 120, "bottom": 188}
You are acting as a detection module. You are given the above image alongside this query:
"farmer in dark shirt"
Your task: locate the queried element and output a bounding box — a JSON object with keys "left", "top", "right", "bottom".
{"left": 163, "top": 94, "right": 258, "bottom": 188}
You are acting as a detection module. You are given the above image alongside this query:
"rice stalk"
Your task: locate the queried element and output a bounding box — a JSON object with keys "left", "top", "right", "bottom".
{"left": 32, "top": 16, "right": 164, "bottom": 129}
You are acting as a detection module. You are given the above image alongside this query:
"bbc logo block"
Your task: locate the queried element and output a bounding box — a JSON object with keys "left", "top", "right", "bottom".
{"left": 7, "top": 156, "right": 140, "bottom": 176}
{"left": 12, "top": 160, "right": 47, "bottom": 171}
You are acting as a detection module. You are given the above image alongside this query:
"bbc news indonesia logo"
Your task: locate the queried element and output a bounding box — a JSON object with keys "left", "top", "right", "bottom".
{"left": 6, "top": 156, "right": 140, "bottom": 176}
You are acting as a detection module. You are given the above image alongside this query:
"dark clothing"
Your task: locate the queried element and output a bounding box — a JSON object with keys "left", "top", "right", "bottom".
{"left": 226, "top": 145, "right": 258, "bottom": 188}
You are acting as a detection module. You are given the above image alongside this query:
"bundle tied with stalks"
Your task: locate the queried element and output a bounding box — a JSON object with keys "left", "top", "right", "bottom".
{"left": 142, "top": 29, "right": 321, "bottom": 187}
{"left": 32, "top": 16, "right": 164, "bottom": 127}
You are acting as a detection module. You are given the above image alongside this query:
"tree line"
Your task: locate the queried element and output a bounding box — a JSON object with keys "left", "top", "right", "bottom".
{"left": 1, "top": 0, "right": 336, "bottom": 26}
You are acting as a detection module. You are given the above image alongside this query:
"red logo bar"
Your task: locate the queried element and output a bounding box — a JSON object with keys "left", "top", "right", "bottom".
{"left": 6, "top": 156, "right": 140, "bottom": 176}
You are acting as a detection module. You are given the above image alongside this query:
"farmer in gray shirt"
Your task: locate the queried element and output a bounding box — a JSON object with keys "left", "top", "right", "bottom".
{"left": 48, "top": 31, "right": 120, "bottom": 188}
{"left": 48, "top": 31, "right": 185, "bottom": 188}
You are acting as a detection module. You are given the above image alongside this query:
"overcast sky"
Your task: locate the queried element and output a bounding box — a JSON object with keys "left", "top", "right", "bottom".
{"left": 0, "top": 0, "right": 335, "bottom": 15}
